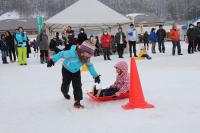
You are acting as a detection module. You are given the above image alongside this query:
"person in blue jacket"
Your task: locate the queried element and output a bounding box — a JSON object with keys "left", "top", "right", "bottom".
{"left": 150, "top": 28, "right": 158, "bottom": 54}
{"left": 47, "top": 37, "right": 101, "bottom": 108}
{"left": 15, "top": 27, "right": 28, "bottom": 65}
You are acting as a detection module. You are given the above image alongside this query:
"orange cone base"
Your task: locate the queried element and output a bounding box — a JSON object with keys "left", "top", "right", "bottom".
{"left": 122, "top": 101, "right": 155, "bottom": 110}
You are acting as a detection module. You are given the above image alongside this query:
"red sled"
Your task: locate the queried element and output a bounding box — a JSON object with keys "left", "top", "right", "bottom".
{"left": 87, "top": 92, "right": 129, "bottom": 102}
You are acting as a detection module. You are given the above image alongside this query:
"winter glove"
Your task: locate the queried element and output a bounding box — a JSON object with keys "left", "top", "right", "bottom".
{"left": 47, "top": 59, "right": 55, "bottom": 67}
{"left": 94, "top": 75, "right": 101, "bottom": 84}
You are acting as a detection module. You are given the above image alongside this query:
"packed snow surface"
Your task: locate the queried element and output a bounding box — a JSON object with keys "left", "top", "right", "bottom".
{"left": 0, "top": 42, "right": 200, "bottom": 133}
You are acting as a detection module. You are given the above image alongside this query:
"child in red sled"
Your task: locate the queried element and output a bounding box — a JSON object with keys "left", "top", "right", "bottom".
{"left": 92, "top": 61, "right": 129, "bottom": 97}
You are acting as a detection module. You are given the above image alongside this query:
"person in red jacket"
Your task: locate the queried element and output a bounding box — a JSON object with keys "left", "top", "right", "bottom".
{"left": 100, "top": 31, "right": 112, "bottom": 60}
{"left": 170, "top": 23, "right": 183, "bottom": 56}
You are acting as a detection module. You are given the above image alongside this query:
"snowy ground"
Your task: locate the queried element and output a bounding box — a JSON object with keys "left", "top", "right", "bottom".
{"left": 0, "top": 42, "right": 200, "bottom": 133}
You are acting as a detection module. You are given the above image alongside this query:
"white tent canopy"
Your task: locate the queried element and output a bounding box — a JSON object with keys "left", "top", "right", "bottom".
{"left": 45, "top": 0, "right": 130, "bottom": 31}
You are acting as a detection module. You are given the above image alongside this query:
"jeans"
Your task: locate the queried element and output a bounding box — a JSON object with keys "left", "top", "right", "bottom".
{"left": 158, "top": 40, "right": 165, "bottom": 53}
{"left": 172, "top": 41, "right": 181, "bottom": 55}
{"left": 128, "top": 41, "right": 137, "bottom": 57}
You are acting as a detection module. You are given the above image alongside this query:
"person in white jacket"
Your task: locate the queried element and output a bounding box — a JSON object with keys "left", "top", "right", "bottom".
{"left": 127, "top": 24, "right": 138, "bottom": 57}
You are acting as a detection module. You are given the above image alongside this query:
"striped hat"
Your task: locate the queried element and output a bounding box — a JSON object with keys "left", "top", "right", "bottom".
{"left": 80, "top": 40, "right": 96, "bottom": 55}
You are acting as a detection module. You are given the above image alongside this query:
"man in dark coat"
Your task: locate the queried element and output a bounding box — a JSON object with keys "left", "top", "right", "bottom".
{"left": 194, "top": 22, "right": 200, "bottom": 51}
{"left": 156, "top": 25, "right": 166, "bottom": 53}
{"left": 187, "top": 24, "right": 196, "bottom": 54}
{"left": 115, "top": 27, "right": 126, "bottom": 58}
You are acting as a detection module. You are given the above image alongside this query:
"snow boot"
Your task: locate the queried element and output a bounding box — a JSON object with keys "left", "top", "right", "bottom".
{"left": 2, "top": 58, "right": 8, "bottom": 64}
{"left": 64, "top": 94, "right": 71, "bottom": 100}
{"left": 44, "top": 56, "right": 48, "bottom": 63}
{"left": 92, "top": 85, "right": 98, "bottom": 96}
{"left": 74, "top": 100, "right": 84, "bottom": 109}
{"left": 146, "top": 55, "right": 152, "bottom": 60}
{"left": 40, "top": 57, "right": 44, "bottom": 64}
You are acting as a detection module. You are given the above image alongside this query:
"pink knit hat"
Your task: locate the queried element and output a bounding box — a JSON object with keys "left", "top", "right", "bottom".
{"left": 80, "top": 40, "right": 96, "bottom": 55}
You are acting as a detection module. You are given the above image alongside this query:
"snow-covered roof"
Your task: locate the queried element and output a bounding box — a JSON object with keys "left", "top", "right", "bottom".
{"left": 126, "top": 13, "right": 163, "bottom": 25}
{"left": 126, "top": 13, "right": 146, "bottom": 18}
{"left": 0, "top": 11, "right": 20, "bottom": 21}
{"left": 45, "top": 0, "right": 130, "bottom": 31}
{"left": 0, "top": 19, "right": 37, "bottom": 32}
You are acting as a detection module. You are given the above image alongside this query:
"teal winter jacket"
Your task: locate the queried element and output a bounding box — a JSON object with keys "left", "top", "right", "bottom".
{"left": 16, "top": 32, "right": 28, "bottom": 47}
{"left": 52, "top": 45, "right": 98, "bottom": 78}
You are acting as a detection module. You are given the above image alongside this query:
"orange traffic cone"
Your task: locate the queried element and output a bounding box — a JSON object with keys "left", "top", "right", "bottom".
{"left": 122, "top": 58, "right": 154, "bottom": 110}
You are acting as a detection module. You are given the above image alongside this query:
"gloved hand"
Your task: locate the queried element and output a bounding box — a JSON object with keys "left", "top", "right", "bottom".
{"left": 47, "top": 59, "right": 55, "bottom": 67}
{"left": 94, "top": 75, "right": 101, "bottom": 84}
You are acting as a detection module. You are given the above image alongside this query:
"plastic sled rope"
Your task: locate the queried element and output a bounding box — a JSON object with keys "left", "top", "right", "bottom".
{"left": 134, "top": 57, "right": 144, "bottom": 60}
{"left": 87, "top": 92, "right": 129, "bottom": 102}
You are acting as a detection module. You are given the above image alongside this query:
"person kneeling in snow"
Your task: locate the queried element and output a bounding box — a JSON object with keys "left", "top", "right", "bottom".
{"left": 138, "top": 46, "right": 152, "bottom": 60}
{"left": 92, "top": 61, "right": 129, "bottom": 97}
{"left": 47, "top": 38, "right": 101, "bottom": 108}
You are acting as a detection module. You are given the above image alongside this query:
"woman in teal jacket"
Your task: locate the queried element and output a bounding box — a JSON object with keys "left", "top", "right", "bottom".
{"left": 47, "top": 38, "right": 101, "bottom": 108}
{"left": 16, "top": 27, "right": 28, "bottom": 65}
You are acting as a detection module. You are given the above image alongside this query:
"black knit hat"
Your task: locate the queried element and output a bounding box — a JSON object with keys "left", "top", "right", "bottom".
{"left": 130, "top": 23, "right": 134, "bottom": 27}
{"left": 189, "top": 24, "right": 194, "bottom": 27}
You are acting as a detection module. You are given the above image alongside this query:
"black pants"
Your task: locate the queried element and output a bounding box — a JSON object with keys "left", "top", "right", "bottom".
{"left": 194, "top": 38, "right": 200, "bottom": 51}
{"left": 27, "top": 45, "right": 31, "bottom": 58}
{"left": 34, "top": 47, "right": 39, "bottom": 53}
{"left": 40, "top": 50, "right": 48, "bottom": 61}
{"left": 128, "top": 41, "right": 137, "bottom": 57}
{"left": 188, "top": 40, "right": 195, "bottom": 53}
{"left": 117, "top": 43, "right": 124, "bottom": 58}
{"left": 172, "top": 41, "right": 181, "bottom": 55}
{"left": 99, "top": 87, "right": 119, "bottom": 97}
{"left": 94, "top": 48, "right": 100, "bottom": 56}
{"left": 61, "top": 67, "right": 82, "bottom": 100}
{"left": 144, "top": 42, "right": 149, "bottom": 50}
{"left": 103, "top": 48, "right": 111, "bottom": 60}
{"left": 8, "top": 48, "right": 16, "bottom": 61}
{"left": 158, "top": 40, "right": 165, "bottom": 53}
{"left": 141, "top": 54, "right": 151, "bottom": 60}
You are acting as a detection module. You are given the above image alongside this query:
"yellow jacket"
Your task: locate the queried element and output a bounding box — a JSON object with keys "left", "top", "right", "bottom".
{"left": 138, "top": 49, "right": 147, "bottom": 57}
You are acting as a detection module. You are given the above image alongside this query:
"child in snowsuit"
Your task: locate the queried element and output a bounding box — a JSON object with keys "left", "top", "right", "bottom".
{"left": 92, "top": 61, "right": 129, "bottom": 97}
{"left": 47, "top": 38, "right": 101, "bottom": 108}
{"left": 138, "top": 46, "right": 152, "bottom": 60}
